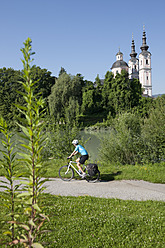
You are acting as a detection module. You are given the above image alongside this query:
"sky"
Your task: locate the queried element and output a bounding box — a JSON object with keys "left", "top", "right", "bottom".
{"left": 0, "top": 0, "right": 165, "bottom": 95}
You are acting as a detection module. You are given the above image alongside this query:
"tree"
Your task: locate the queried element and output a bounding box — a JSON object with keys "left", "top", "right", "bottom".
{"left": 94, "top": 75, "right": 103, "bottom": 111}
{"left": 0, "top": 66, "right": 56, "bottom": 126}
{"left": 81, "top": 86, "right": 96, "bottom": 114}
{"left": 58, "top": 67, "right": 66, "bottom": 76}
{"left": 101, "top": 71, "right": 115, "bottom": 115}
{"left": 133, "top": 96, "right": 153, "bottom": 118}
{"left": 49, "top": 72, "right": 84, "bottom": 120}
{"left": 0, "top": 67, "right": 23, "bottom": 127}
{"left": 102, "top": 70, "right": 142, "bottom": 116}
{"left": 81, "top": 76, "right": 104, "bottom": 115}
{"left": 30, "top": 65, "right": 56, "bottom": 106}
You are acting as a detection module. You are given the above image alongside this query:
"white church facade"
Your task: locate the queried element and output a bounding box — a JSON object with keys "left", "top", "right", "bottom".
{"left": 111, "top": 28, "right": 152, "bottom": 96}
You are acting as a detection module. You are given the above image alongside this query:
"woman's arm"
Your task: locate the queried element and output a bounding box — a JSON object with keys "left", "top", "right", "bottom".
{"left": 68, "top": 150, "right": 78, "bottom": 158}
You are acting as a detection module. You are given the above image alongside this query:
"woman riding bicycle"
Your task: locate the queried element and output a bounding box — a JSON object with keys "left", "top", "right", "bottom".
{"left": 67, "top": 140, "right": 89, "bottom": 178}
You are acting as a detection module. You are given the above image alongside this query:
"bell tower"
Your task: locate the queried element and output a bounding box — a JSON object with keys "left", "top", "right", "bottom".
{"left": 139, "top": 26, "right": 152, "bottom": 96}
{"left": 128, "top": 34, "right": 139, "bottom": 79}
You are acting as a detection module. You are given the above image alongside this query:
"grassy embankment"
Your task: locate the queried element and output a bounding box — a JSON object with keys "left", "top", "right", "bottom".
{"left": 2, "top": 158, "right": 165, "bottom": 183}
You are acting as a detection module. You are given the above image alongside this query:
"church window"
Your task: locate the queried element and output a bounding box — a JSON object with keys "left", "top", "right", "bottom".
{"left": 146, "top": 59, "right": 148, "bottom": 65}
{"left": 141, "top": 60, "right": 142, "bottom": 65}
{"left": 135, "top": 65, "right": 136, "bottom": 70}
{"left": 147, "top": 76, "right": 148, "bottom": 80}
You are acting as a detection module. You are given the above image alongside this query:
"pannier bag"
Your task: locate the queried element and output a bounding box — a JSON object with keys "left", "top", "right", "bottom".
{"left": 86, "top": 163, "right": 99, "bottom": 176}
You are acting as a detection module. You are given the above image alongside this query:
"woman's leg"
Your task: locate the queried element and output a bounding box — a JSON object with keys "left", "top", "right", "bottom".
{"left": 76, "top": 158, "right": 84, "bottom": 173}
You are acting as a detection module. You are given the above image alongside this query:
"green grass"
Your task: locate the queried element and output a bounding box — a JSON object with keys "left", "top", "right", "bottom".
{"left": 99, "top": 163, "right": 165, "bottom": 184}
{"left": 1, "top": 193, "right": 164, "bottom": 247}
{"left": 0, "top": 159, "right": 165, "bottom": 183}
{"left": 40, "top": 195, "right": 165, "bottom": 247}
{"left": 38, "top": 159, "right": 165, "bottom": 183}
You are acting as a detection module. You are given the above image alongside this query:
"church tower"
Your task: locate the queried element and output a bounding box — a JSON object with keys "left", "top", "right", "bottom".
{"left": 128, "top": 34, "right": 139, "bottom": 79}
{"left": 139, "top": 26, "right": 152, "bottom": 96}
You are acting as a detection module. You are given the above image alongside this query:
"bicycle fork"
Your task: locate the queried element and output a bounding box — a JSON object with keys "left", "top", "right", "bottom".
{"left": 65, "top": 164, "right": 71, "bottom": 175}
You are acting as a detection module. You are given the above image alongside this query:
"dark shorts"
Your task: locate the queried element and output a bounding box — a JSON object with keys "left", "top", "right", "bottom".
{"left": 79, "top": 155, "right": 89, "bottom": 164}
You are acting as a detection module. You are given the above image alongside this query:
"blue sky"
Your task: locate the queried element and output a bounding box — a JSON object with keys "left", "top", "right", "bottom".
{"left": 0, "top": 0, "right": 165, "bottom": 95}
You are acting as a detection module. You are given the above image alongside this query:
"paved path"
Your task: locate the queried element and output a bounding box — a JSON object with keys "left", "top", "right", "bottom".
{"left": 44, "top": 178, "right": 165, "bottom": 201}
{"left": 0, "top": 177, "right": 165, "bottom": 201}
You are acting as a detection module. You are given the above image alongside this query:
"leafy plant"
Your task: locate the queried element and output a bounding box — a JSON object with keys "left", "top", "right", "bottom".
{"left": 43, "top": 119, "right": 80, "bottom": 159}
{"left": 141, "top": 96, "right": 165, "bottom": 163}
{"left": 11, "top": 37, "right": 49, "bottom": 247}
{"left": 99, "top": 112, "right": 142, "bottom": 165}
{"left": 0, "top": 38, "right": 49, "bottom": 247}
{"left": 0, "top": 116, "right": 21, "bottom": 245}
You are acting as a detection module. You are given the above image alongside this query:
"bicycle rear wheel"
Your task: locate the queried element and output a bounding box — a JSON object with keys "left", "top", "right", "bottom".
{"left": 85, "top": 170, "right": 100, "bottom": 183}
{"left": 59, "top": 165, "right": 74, "bottom": 181}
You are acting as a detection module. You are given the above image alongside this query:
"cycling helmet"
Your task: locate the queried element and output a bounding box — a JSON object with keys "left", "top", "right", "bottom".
{"left": 72, "top": 139, "right": 78, "bottom": 145}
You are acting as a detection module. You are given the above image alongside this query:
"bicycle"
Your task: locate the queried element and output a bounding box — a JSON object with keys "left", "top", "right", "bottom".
{"left": 59, "top": 159, "right": 100, "bottom": 183}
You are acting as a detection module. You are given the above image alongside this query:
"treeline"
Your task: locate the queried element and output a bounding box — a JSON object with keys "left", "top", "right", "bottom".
{"left": 0, "top": 66, "right": 55, "bottom": 127}
{"left": 1, "top": 64, "right": 165, "bottom": 164}
{"left": 0, "top": 66, "right": 155, "bottom": 127}
{"left": 48, "top": 69, "right": 154, "bottom": 125}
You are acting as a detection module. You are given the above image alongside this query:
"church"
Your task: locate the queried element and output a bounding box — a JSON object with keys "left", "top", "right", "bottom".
{"left": 111, "top": 27, "right": 152, "bottom": 96}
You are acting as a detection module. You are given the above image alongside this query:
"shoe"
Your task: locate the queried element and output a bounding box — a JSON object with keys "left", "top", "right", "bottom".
{"left": 81, "top": 173, "right": 86, "bottom": 179}
{"left": 79, "top": 170, "right": 82, "bottom": 174}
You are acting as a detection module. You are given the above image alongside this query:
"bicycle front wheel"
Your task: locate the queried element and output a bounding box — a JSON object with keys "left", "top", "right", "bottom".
{"left": 59, "top": 165, "right": 74, "bottom": 181}
{"left": 85, "top": 170, "right": 100, "bottom": 183}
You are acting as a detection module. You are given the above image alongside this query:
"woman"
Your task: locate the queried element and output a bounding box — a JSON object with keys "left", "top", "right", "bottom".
{"left": 68, "top": 139, "right": 89, "bottom": 178}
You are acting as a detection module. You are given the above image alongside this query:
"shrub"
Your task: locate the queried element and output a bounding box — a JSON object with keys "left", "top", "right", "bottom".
{"left": 99, "top": 112, "right": 142, "bottom": 165}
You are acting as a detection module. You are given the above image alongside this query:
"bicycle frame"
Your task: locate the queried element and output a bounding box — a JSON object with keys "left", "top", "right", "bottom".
{"left": 59, "top": 160, "right": 100, "bottom": 183}
{"left": 67, "top": 160, "right": 86, "bottom": 177}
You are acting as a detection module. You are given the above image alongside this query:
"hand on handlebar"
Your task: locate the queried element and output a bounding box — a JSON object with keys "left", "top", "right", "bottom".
{"left": 67, "top": 155, "right": 74, "bottom": 159}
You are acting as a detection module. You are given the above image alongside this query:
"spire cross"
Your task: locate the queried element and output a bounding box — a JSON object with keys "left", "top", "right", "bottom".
{"left": 143, "top": 24, "right": 145, "bottom": 32}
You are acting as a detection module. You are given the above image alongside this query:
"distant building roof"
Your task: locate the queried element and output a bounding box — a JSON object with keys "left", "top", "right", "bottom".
{"left": 111, "top": 60, "right": 128, "bottom": 69}
{"left": 116, "top": 51, "right": 123, "bottom": 56}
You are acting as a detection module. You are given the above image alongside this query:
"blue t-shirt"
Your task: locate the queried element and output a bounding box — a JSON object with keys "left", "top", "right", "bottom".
{"left": 74, "top": 145, "right": 88, "bottom": 156}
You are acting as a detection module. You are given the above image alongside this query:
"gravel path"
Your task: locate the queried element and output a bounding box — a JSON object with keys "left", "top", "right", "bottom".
{"left": 0, "top": 177, "right": 165, "bottom": 201}
{"left": 44, "top": 178, "right": 165, "bottom": 201}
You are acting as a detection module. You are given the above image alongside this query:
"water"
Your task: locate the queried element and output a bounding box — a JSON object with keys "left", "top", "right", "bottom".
{"left": 0, "top": 130, "right": 107, "bottom": 162}
{"left": 80, "top": 130, "right": 105, "bottom": 162}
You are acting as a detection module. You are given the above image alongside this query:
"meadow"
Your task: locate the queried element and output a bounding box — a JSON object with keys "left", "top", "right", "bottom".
{"left": 0, "top": 193, "right": 165, "bottom": 247}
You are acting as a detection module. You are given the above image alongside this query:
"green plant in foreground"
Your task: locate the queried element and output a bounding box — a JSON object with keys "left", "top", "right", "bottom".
{"left": 0, "top": 38, "right": 49, "bottom": 248}
{"left": 16, "top": 38, "right": 49, "bottom": 247}
{"left": 0, "top": 117, "right": 21, "bottom": 245}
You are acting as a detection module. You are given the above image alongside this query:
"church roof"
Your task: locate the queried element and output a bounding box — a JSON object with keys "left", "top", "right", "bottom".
{"left": 111, "top": 60, "right": 128, "bottom": 69}
{"left": 116, "top": 51, "right": 123, "bottom": 56}
{"left": 129, "top": 57, "right": 139, "bottom": 62}
{"left": 139, "top": 50, "right": 151, "bottom": 56}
